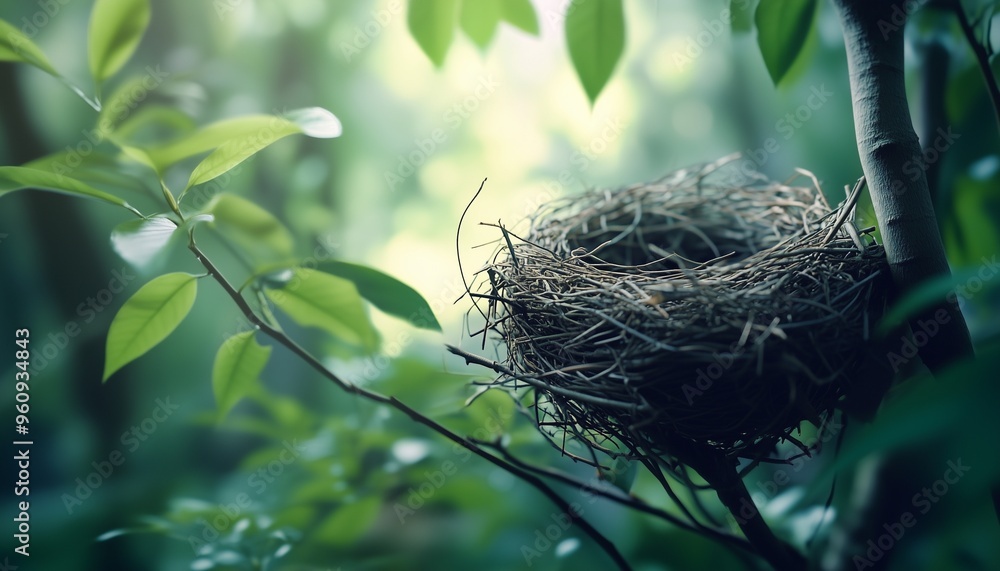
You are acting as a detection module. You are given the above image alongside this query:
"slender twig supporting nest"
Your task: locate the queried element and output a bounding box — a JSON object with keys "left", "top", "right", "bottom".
{"left": 451, "top": 156, "right": 892, "bottom": 570}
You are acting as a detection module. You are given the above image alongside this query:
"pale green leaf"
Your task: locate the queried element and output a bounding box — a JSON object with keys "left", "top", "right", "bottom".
{"left": 565, "top": 0, "right": 625, "bottom": 104}
{"left": 89, "top": 0, "right": 152, "bottom": 84}
{"left": 185, "top": 126, "right": 299, "bottom": 190}
{"left": 408, "top": 0, "right": 460, "bottom": 66}
{"left": 0, "top": 18, "right": 60, "bottom": 76}
{"left": 212, "top": 331, "right": 271, "bottom": 419}
{"left": 113, "top": 105, "right": 197, "bottom": 146}
{"left": 110, "top": 216, "right": 178, "bottom": 271}
{"left": 321, "top": 261, "right": 441, "bottom": 331}
{"left": 501, "top": 0, "right": 539, "bottom": 35}
{"left": 140, "top": 108, "right": 340, "bottom": 178}
{"left": 283, "top": 107, "right": 343, "bottom": 138}
{"left": 206, "top": 193, "right": 295, "bottom": 258}
{"left": 755, "top": 0, "right": 816, "bottom": 85}
{"left": 0, "top": 166, "right": 138, "bottom": 214}
{"left": 103, "top": 272, "right": 198, "bottom": 381}
{"left": 460, "top": 0, "right": 502, "bottom": 48}
{"left": 264, "top": 268, "right": 378, "bottom": 350}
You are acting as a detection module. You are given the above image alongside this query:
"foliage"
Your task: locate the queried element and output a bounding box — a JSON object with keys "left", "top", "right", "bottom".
{"left": 3, "top": 0, "right": 1000, "bottom": 570}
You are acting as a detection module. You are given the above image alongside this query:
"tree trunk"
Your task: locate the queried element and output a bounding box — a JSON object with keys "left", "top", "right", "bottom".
{"left": 831, "top": 0, "right": 973, "bottom": 372}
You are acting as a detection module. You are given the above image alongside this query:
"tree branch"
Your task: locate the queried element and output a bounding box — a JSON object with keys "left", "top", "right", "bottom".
{"left": 950, "top": 0, "right": 1000, "bottom": 133}
{"left": 186, "top": 235, "right": 634, "bottom": 571}
{"left": 830, "top": 0, "right": 973, "bottom": 373}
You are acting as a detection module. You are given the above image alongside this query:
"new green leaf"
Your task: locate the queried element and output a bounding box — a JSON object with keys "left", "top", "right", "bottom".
{"left": 0, "top": 18, "right": 60, "bottom": 76}
{"left": 755, "top": 0, "right": 816, "bottom": 85}
{"left": 501, "top": 0, "right": 539, "bottom": 35}
{"left": 103, "top": 272, "right": 198, "bottom": 381}
{"left": 140, "top": 108, "right": 341, "bottom": 180}
{"left": 89, "top": 0, "right": 152, "bottom": 85}
{"left": 206, "top": 193, "right": 295, "bottom": 258}
{"left": 264, "top": 268, "right": 378, "bottom": 350}
{"left": 212, "top": 331, "right": 271, "bottom": 419}
{"left": 460, "top": 0, "right": 502, "bottom": 48}
{"left": 111, "top": 216, "right": 178, "bottom": 271}
{"left": 321, "top": 261, "right": 441, "bottom": 331}
{"left": 565, "top": 0, "right": 625, "bottom": 104}
{"left": 0, "top": 166, "right": 139, "bottom": 214}
{"left": 408, "top": 0, "right": 460, "bottom": 66}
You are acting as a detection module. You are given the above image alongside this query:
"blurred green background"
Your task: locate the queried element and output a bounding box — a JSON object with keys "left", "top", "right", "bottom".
{"left": 1, "top": 1, "right": 999, "bottom": 570}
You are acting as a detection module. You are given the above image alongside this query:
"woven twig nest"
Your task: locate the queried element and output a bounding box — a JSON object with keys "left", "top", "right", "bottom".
{"left": 466, "top": 157, "right": 891, "bottom": 464}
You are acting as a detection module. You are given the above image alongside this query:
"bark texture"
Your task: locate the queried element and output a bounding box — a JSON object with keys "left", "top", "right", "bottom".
{"left": 831, "top": 0, "right": 973, "bottom": 372}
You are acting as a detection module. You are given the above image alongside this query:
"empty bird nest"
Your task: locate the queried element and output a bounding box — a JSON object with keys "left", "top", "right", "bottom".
{"left": 455, "top": 155, "right": 891, "bottom": 468}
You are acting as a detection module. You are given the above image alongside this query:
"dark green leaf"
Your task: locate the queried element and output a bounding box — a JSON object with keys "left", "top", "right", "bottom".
{"left": 103, "top": 272, "right": 198, "bottom": 381}
{"left": 501, "top": 0, "right": 539, "bottom": 35}
{"left": 110, "top": 216, "right": 178, "bottom": 271}
{"left": 206, "top": 193, "right": 295, "bottom": 259}
{"left": 755, "top": 0, "right": 816, "bottom": 85}
{"left": 0, "top": 166, "right": 139, "bottom": 214}
{"left": 89, "top": 0, "right": 152, "bottom": 85}
{"left": 212, "top": 331, "right": 271, "bottom": 419}
{"left": 876, "top": 267, "right": 988, "bottom": 335}
{"left": 460, "top": 0, "right": 502, "bottom": 48}
{"left": 799, "top": 350, "right": 1000, "bottom": 507}
{"left": 264, "top": 268, "right": 378, "bottom": 350}
{"left": 321, "top": 261, "right": 441, "bottom": 331}
{"left": 730, "top": 0, "right": 757, "bottom": 33}
{"left": 408, "top": 0, "right": 460, "bottom": 66}
{"left": 565, "top": 0, "right": 625, "bottom": 104}
{"left": 0, "top": 18, "right": 60, "bottom": 76}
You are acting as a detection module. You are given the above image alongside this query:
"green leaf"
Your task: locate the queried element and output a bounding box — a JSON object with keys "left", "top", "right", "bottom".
{"left": 284, "top": 107, "right": 344, "bottom": 138}
{"left": 103, "top": 272, "right": 198, "bottom": 381}
{"left": 408, "top": 0, "right": 460, "bottom": 66}
{"left": 206, "top": 193, "right": 295, "bottom": 258}
{"left": 460, "top": 0, "right": 502, "bottom": 48}
{"left": 501, "top": 0, "right": 539, "bottom": 35}
{"left": 599, "top": 458, "right": 638, "bottom": 495}
{"left": 110, "top": 216, "right": 178, "bottom": 271}
{"left": 88, "top": 0, "right": 152, "bottom": 85}
{"left": 264, "top": 268, "right": 378, "bottom": 351}
{"left": 113, "top": 105, "right": 197, "bottom": 146}
{"left": 212, "top": 331, "right": 271, "bottom": 419}
{"left": 876, "top": 268, "right": 987, "bottom": 335}
{"left": 312, "top": 497, "right": 381, "bottom": 546}
{"left": 321, "top": 261, "right": 441, "bottom": 331}
{"left": 730, "top": 0, "right": 757, "bottom": 33}
{"left": 24, "top": 150, "right": 155, "bottom": 198}
{"left": 565, "top": 0, "right": 625, "bottom": 104}
{"left": 0, "top": 18, "right": 60, "bottom": 76}
{"left": 755, "top": 0, "right": 816, "bottom": 85}
{"left": 0, "top": 166, "right": 139, "bottom": 214}
{"left": 184, "top": 127, "right": 298, "bottom": 190}
{"left": 141, "top": 108, "right": 341, "bottom": 178}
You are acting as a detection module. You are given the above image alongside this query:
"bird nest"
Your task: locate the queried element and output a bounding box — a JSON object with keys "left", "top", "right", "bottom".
{"left": 461, "top": 157, "right": 891, "bottom": 465}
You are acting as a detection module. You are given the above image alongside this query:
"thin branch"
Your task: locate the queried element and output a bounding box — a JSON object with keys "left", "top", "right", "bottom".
{"left": 951, "top": 0, "right": 1000, "bottom": 133}
{"left": 187, "top": 234, "right": 633, "bottom": 571}
{"left": 475, "top": 438, "right": 755, "bottom": 554}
